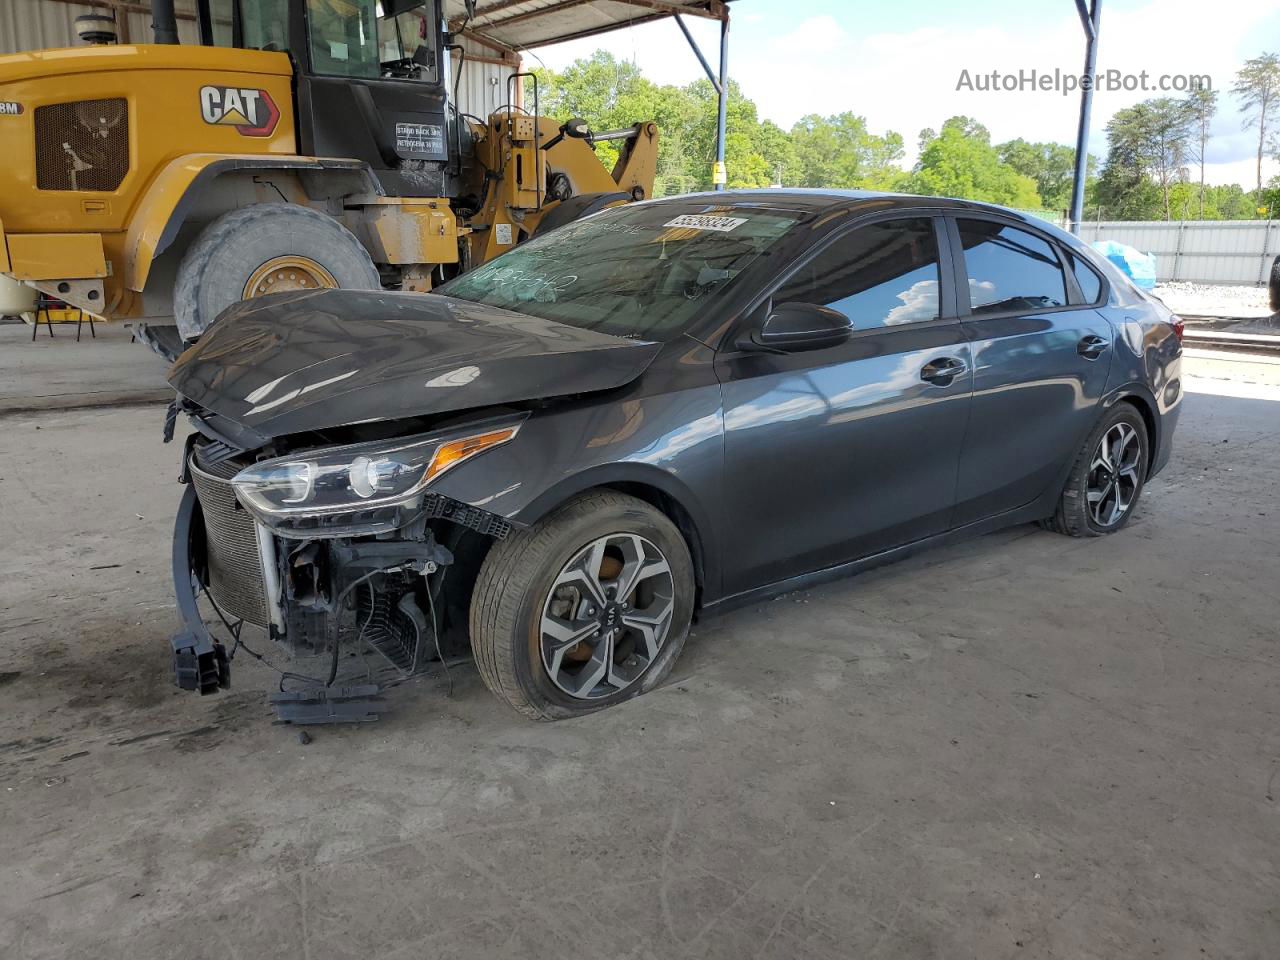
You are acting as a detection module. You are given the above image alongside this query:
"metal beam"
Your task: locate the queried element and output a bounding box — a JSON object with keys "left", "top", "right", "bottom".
{"left": 472, "top": 0, "right": 600, "bottom": 32}
{"left": 674, "top": 15, "right": 721, "bottom": 95}
{"left": 614, "top": 0, "right": 722, "bottom": 19}
{"left": 714, "top": 13, "right": 728, "bottom": 190}
{"left": 453, "top": 0, "right": 533, "bottom": 30}
{"left": 458, "top": 27, "right": 519, "bottom": 56}
{"left": 1069, "top": 0, "right": 1101, "bottom": 233}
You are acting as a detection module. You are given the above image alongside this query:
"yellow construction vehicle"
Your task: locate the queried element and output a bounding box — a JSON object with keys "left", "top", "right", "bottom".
{"left": 0, "top": 0, "right": 657, "bottom": 339}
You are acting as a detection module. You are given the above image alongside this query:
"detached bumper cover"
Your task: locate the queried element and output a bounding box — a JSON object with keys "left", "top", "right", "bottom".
{"left": 170, "top": 484, "right": 229, "bottom": 694}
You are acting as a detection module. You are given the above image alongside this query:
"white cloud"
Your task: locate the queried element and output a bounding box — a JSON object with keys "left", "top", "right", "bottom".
{"left": 884, "top": 279, "right": 939, "bottom": 325}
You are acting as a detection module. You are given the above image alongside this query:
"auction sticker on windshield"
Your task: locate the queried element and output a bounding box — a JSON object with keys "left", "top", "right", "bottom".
{"left": 663, "top": 214, "right": 747, "bottom": 232}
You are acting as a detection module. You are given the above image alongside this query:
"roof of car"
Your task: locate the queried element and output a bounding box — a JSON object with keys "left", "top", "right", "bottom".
{"left": 659, "top": 188, "right": 1028, "bottom": 215}
{"left": 650, "top": 189, "right": 1077, "bottom": 244}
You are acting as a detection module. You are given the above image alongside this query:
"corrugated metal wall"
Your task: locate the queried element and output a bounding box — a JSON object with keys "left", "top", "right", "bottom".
{"left": 1077, "top": 220, "right": 1280, "bottom": 286}
{"left": 0, "top": 0, "right": 200, "bottom": 54}
{"left": 450, "top": 37, "right": 517, "bottom": 121}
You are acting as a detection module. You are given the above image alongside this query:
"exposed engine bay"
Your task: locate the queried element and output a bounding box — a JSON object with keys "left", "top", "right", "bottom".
{"left": 171, "top": 414, "right": 517, "bottom": 723}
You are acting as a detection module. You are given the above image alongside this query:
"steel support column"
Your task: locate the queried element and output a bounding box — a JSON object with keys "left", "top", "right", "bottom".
{"left": 674, "top": 12, "right": 730, "bottom": 191}
{"left": 1069, "top": 0, "right": 1101, "bottom": 234}
{"left": 714, "top": 14, "right": 728, "bottom": 190}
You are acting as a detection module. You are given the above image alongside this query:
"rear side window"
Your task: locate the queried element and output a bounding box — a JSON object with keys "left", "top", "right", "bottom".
{"left": 1069, "top": 253, "right": 1104, "bottom": 304}
{"left": 956, "top": 219, "right": 1068, "bottom": 316}
{"left": 773, "top": 217, "right": 942, "bottom": 329}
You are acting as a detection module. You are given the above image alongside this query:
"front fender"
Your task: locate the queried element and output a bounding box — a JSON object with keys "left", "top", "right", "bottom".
{"left": 124, "top": 153, "right": 382, "bottom": 292}
{"left": 428, "top": 385, "right": 726, "bottom": 601}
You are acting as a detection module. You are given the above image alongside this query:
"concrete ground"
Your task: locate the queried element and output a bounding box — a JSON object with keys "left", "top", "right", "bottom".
{"left": 1, "top": 332, "right": 1277, "bottom": 960}
{"left": 0, "top": 322, "right": 171, "bottom": 415}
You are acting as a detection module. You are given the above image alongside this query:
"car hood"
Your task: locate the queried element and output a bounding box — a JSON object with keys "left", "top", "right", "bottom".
{"left": 167, "top": 289, "right": 662, "bottom": 438}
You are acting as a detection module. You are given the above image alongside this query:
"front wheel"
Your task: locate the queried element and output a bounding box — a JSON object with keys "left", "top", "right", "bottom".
{"left": 1042, "top": 403, "right": 1150, "bottom": 537}
{"left": 470, "top": 491, "right": 695, "bottom": 720}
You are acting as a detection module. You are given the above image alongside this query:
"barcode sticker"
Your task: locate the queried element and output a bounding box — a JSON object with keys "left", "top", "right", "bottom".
{"left": 663, "top": 214, "right": 747, "bottom": 232}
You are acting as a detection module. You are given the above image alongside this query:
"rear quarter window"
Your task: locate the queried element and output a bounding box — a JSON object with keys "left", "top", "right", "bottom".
{"left": 956, "top": 219, "right": 1068, "bottom": 316}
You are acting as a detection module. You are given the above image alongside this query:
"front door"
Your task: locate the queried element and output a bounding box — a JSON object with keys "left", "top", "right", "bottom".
{"left": 715, "top": 215, "right": 973, "bottom": 597}
{"left": 947, "top": 216, "right": 1115, "bottom": 525}
{"left": 296, "top": 0, "right": 450, "bottom": 196}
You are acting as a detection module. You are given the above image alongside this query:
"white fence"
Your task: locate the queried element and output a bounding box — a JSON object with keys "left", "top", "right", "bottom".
{"left": 1076, "top": 220, "right": 1279, "bottom": 286}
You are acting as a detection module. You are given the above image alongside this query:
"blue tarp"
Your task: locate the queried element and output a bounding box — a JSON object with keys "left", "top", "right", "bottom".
{"left": 1091, "top": 240, "right": 1157, "bottom": 290}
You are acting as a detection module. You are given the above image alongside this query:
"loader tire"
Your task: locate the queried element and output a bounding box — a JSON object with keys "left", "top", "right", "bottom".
{"left": 174, "top": 204, "right": 380, "bottom": 340}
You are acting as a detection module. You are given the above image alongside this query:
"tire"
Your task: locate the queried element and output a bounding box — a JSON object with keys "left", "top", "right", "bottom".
{"left": 470, "top": 491, "right": 695, "bottom": 720}
{"left": 1042, "top": 403, "right": 1149, "bottom": 537}
{"left": 173, "top": 204, "right": 380, "bottom": 340}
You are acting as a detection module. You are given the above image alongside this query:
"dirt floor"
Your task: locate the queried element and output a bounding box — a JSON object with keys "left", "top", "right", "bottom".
{"left": 1, "top": 326, "right": 1278, "bottom": 959}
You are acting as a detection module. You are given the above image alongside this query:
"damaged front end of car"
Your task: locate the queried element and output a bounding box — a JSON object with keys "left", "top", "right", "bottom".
{"left": 157, "top": 288, "right": 664, "bottom": 721}
{"left": 169, "top": 409, "right": 523, "bottom": 722}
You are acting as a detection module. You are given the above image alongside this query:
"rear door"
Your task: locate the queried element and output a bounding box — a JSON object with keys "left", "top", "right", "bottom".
{"left": 948, "top": 215, "right": 1114, "bottom": 526}
{"left": 715, "top": 214, "right": 973, "bottom": 596}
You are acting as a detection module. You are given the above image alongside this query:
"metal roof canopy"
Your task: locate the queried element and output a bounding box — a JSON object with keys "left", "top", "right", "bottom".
{"left": 445, "top": 0, "right": 733, "bottom": 189}
{"left": 444, "top": 0, "right": 727, "bottom": 52}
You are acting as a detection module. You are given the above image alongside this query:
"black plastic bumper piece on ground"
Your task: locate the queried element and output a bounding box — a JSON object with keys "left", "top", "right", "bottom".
{"left": 173, "top": 635, "right": 229, "bottom": 694}
{"left": 170, "top": 483, "right": 231, "bottom": 695}
{"left": 269, "top": 685, "right": 383, "bottom": 725}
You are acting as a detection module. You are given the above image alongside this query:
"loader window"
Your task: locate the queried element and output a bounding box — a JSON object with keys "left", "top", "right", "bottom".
{"left": 377, "top": 5, "right": 439, "bottom": 83}
{"left": 206, "top": 0, "right": 289, "bottom": 51}
{"left": 307, "top": 0, "right": 381, "bottom": 78}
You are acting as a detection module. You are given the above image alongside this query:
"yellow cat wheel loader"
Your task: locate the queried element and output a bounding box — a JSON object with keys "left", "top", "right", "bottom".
{"left": 0, "top": 0, "right": 657, "bottom": 339}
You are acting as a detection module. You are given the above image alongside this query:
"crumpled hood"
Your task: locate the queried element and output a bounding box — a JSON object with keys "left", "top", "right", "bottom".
{"left": 167, "top": 289, "right": 662, "bottom": 438}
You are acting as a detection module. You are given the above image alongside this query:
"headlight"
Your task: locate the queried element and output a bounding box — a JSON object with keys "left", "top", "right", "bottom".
{"left": 230, "top": 423, "right": 520, "bottom": 530}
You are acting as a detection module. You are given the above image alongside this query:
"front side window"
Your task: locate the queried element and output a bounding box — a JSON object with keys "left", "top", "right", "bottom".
{"left": 773, "top": 218, "right": 942, "bottom": 329}
{"left": 307, "top": 0, "right": 381, "bottom": 78}
{"left": 957, "top": 219, "right": 1068, "bottom": 316}
{"left": 437, "top": 204, "right": 804, "bottom": 342}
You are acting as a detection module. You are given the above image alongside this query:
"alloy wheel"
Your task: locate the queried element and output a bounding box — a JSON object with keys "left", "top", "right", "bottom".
{"left": 540, "top": 533, "right": 675, "bottom": 700}
{"left": 1087, "top": 421, "right": 1142, "bottom": 527}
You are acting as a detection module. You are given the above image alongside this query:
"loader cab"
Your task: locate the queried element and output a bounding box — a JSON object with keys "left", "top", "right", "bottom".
{"left": 195, "top": 0, "right": 452, "bottom": 197}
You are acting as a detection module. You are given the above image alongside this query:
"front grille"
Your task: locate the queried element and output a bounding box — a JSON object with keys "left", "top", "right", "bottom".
{"left": 35, "top": 97, "right": 129, "bottom": 192}
{"left": 189, "top": 456, "right": 270, "bottom": 628}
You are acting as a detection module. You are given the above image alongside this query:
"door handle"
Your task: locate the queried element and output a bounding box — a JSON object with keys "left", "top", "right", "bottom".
{"left": 920, "top": 357, "right": 968, "bottom": 385}
{"left": 1077, "top": 334, "right": 1110, "bottom": 360}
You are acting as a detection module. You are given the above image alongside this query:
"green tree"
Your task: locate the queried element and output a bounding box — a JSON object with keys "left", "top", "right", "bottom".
{"left": 1232, "top": 53, "right": 1280, "bottom": 203}
{"left": 1186, "top": 87, "right": 1218, "bottom": 218}
{"left": 532, "top": 51, "right": 675, "bottom": 174}
{"left": 1097, "top": 99, "right": 1194, "bottom": 220}
{"left": 904, "top": 117, "right": 1041, "bottom": 207}
{"left": 787, "top": 113, "right": 905, "bottom": 189}
{"left": 996, "top": 138, "right": 1092, "bottom": 211}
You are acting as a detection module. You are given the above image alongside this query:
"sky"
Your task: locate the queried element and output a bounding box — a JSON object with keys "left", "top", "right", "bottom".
{"left": 528, "top": 0, "right": 1280, "bottom": 189}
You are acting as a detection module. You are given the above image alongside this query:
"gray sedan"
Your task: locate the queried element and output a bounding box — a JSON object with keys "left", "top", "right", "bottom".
{"left": 164, "top": 190, "right": 1183, "bottom": 721}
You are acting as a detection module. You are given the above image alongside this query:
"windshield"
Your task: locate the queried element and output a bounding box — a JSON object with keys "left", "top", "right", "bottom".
{"left": 436, "top": 202, "right": 804, "bottom": 342}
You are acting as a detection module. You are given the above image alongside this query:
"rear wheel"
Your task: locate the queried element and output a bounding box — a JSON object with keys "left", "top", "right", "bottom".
{"left": 1042, "top": 403, "right": 1149, "bottom": 537}
{"left": 174, "top": 204, "right": 380, "bottom": 340}
{"left": 470, "top": 491, "right": 694, "bottom": 720}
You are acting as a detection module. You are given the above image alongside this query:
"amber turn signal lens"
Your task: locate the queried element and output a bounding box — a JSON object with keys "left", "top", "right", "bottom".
{"left": 425, "top": 426, "right": 520, "bottom": 484}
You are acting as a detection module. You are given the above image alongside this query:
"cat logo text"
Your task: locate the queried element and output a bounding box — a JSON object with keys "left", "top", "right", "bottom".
{"left": 199, "top": 86, "right": 280, "bottom": 137}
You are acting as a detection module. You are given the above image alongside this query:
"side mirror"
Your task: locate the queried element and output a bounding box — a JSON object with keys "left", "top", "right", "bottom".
{"left": 1270, "top": 254, "right": 1279, "bottom": 314}
{"left": 752, "top": 302, "right": 853, "bottom": 352}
